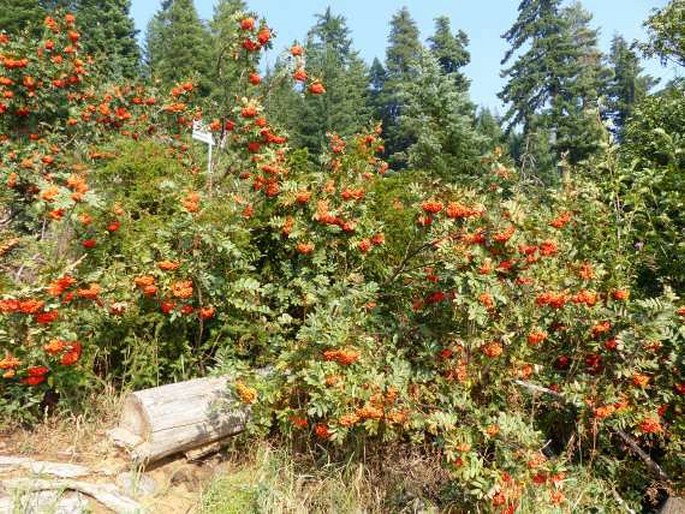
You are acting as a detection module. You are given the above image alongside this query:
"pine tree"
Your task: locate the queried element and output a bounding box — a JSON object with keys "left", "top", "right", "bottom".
{"left": 73, "top": 0, "right": 140, "bottom": 78}
{"left": 605, "top": 35, "right": 657, "bottom": 135}
{"left": 552, "top": 2, "right": 608, "bottom": 164}
{"left": 289, "top": 8, "right": 370, "bottom": 155}
{"left": 145, "top": 0, "right": 212, "bottom": 93}
{"left": 0, "top": 0, "right": 46, "bottom": 36}
{"left": 395, "top": 49, "right": 482, "bottom": 179}
{"left": 427, "top": 16, "right": 470, "bottom": 91}
{"left": 380, "top": 7, "right": 422, "bottom": 167}
{"left": 499, "top": 0, "right": 608, "bottom": 177}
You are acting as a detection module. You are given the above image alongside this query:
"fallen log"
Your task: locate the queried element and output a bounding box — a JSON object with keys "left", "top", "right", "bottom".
{"left": 0, "top": 455, "right": 90, "bottom": 478}
{"left": 660, "top": 496, "right": 685, "bottom": 514}
{"left": 0, "top": 489, "right": 90, "bottom": 514}
{"left": 109, "top": 376, "right": 249, "bottom": 465}
{"left": 2, "top": 478, "right": 140, "bottom": 514}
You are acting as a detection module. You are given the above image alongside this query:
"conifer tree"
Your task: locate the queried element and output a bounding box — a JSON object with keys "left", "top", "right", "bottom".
{"left": 427, "top": 16, "right": 470, "bottom": 91}
{"left": 145, "top": 0, "right": 212, "bottom": 93}
{"left": 385, "top": 7, "right": 422, "bottom": 77}
{"left": 211, "top": 0, "right": 246, "bottom": 28}
{"left": 289, "top": 8, "right": 370, "bottom": 155}
{"left": 396, "top": 49, "right": 482, "bottom": 179}
{"left": 498, "top": 0, "right": 567, "bottom": 179}
{"left": 499, "top": 0, "right": 571, "bottom": 135}
{"left": 263, "top": 59, "right": 302, "bottom": 140}
{"left": 0, "top": 0, "right": 46, "bottom": 36}
{"left": 552, "top": 2, "right": 608, "bottom": 164}
{"left": 73, "top": 0, "right": 140, "bottom": 78}
{"left": 1, "top": 1, "right": 140, "bottom": 77}
{"left": 368, "top": 57, "right": 387, "bottom": 122}
{"left": 500, "top": 0, "right": 608, "bottom": 177}
{"left": 475, "top": 108, "right": 504, "bottom": 149}
{"left": 380, "top": 7, "right": 422, "bottom": 167}
{"left": 605, "top": 35, "right": 657, "bottom": 135}
{"left": 207, "top": 0, "right": 248, "bottom": 107}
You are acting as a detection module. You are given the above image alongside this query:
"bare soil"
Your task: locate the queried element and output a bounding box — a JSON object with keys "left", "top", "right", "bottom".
{"left": 0, "top": 397, "right": 230, "bottom": 513}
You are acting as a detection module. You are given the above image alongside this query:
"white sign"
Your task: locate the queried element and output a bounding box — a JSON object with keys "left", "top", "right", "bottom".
{"left": 192, "top": 120, "right": 215, "bottom": 175}
{"left": 192, "top": 120, "right": 215, "bottom": 146}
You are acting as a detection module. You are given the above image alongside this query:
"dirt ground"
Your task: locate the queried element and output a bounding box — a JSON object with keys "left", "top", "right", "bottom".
{"left": 0, "top": 400, "right": 231, "bottom": 513}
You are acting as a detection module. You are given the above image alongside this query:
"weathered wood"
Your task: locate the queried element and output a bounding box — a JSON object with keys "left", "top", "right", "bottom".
{"left": 614, "top": 429, "right": 670, "bottom": 483}
{"left": 0, "top": 455, "right": 90, "bottom": 478}
{"left": 184, "top": 439, "right": 226, "bottom": 461}
{"left": 3, "top": 478, "right": 141, "bottom": 514}
{"left": 109, "top": 376, "right": 249, "bottom": 465}
{"left": 660, "top": 497, "right": 685, "bottom": 514}
{"left": 0, "top": 489, "right": 90, "bottom": 514}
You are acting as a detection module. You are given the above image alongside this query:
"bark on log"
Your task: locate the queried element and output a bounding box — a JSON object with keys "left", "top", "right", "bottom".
{"left": 109, "top": 376, "right": 249, "bottom": 465}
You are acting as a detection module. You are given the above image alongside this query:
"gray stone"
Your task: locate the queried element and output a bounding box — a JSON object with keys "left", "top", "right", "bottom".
{"left": 116, "top": 471, "right": 158, "bottom": 497}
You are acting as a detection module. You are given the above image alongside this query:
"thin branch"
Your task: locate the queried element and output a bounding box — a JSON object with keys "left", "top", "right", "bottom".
{"left": 382, "top": 239, "right": 435, "bottom": 288}
{"left": 14, "top": 253, "right": 41, "bottom": 282}
{"left": 614, "top": 429, "right": 671, "bottom": 484}
{"left": 513, "top": 379, "right": 673, "bottom": 485}
{"left": 512, "top": 379, "right": 566, "bottom": 400}
{"left": 64, "top": 254, "right": 87, "bottom": 274}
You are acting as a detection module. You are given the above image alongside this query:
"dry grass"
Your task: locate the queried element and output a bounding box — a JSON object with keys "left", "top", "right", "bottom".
{"left": 200, "top": 437, "right": 451, "bottom": 514}
{"left": 0, "top": 386, "right": 217, "bottom": 513}
{"left": 0, "top": 384, "right": 123, "bottom": 461}
{"left": 2, "top": 391, "right": 454, "bottom": 513}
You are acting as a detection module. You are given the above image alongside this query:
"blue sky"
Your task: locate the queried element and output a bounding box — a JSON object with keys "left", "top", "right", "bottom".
{"left": 130, "top": 1, "right": 680, "bottom": 111}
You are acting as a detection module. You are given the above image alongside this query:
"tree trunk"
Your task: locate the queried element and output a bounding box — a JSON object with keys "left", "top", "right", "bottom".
{"left": 109, "top": 376, "right": 249, "bottom": 465}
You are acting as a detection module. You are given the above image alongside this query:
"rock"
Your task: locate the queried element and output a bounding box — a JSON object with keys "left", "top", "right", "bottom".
{"left": 116, "top": 471, "right": 158, "bottom": 497}
{"left": 168, "top": 463, "right": 212, "bottom": 491}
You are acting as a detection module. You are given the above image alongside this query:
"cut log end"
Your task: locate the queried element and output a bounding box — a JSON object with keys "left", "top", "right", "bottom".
{"left": 119, "top": 394, "right": 151, "bottom": 440}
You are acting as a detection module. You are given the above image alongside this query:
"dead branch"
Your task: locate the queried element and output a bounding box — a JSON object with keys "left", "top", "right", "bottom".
{"left": 513, "top": 379, "right": 672, "bottom": 485}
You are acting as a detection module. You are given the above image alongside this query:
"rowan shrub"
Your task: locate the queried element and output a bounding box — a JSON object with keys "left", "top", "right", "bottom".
{"left": 1, "top": 11, "right": 684, "bottom": 513}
